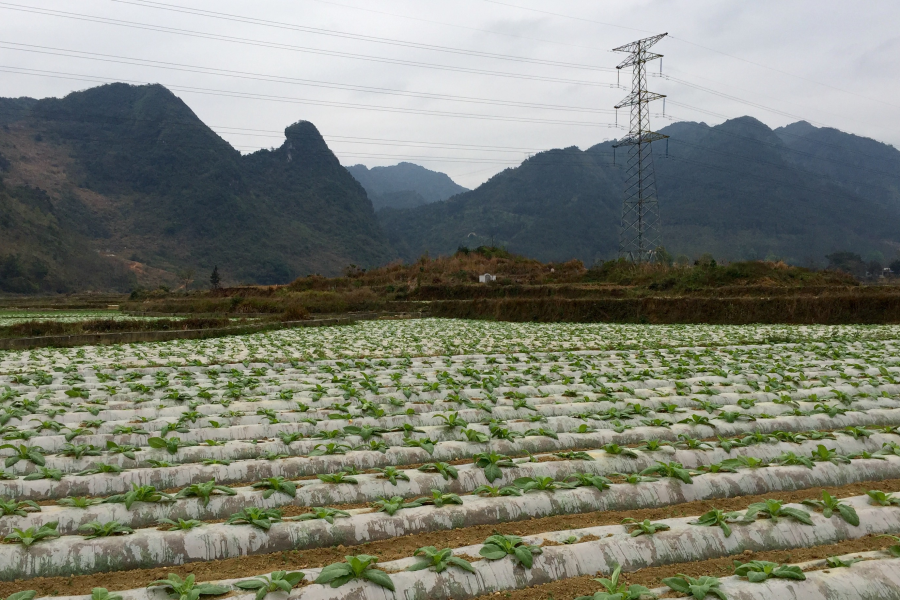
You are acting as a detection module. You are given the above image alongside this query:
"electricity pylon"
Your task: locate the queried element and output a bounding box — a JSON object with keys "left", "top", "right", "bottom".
{"left": 612, "top": 33, "right": 668, "bottom": 263}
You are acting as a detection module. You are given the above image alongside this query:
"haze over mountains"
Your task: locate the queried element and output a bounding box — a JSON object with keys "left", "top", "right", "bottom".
{"left": 346, "top": 162, "right": 468, "bottom": 211}
{"left": 1, "top": 82, "right": 899, "bottom": 293}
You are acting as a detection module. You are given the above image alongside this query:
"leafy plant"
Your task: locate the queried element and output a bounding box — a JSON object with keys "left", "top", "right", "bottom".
{"left": 4, "top": 522, "right": 60, "bottom": 546}
{"left": 575, "top": 564, "right": 656, "bottom": 600}
{"left": 418, "top": 462, "right": 459, "bottom": 480}
{"left": 473, "top": 451, "right": 517, "bottom": 482}
{"left": 372, "top": 466, "right": 409, "bottom": 486}
{"left": 234, "top": 571, "right": 305, "bottom": 600}
{"left": 640, "top": 461, "right": 694, "bottom": 484}
{"left": 294, "top": 507, "right": 350, "bottom": 524}
{"left": 514, "top": 476, "right": 575, "bottom": 492}
{"left": 879, "top": 534, "right": 900, "bottom": 557}
{"left": 0, "top": 444, "right": 45, "bottom": 467}
{"left": 57, "top": 496, "right": 102, "bottom": 509}
{"left": 733, "top": 560, "right": 806, "bottom": 582}
{"left": 105, "top": 484, "right": 174, "bottom": 509}
{"left": 175, "top": 481, "right": 237, "bottom": 506}
{"left": 473, "top": 484, "right": 522, "bottom": 497}
{"left": 691, "top": 509, "right": 744, "bottom": 537}
{"left": 622, "top": 518, "right": 671, "bottom": 537}
{"left": 424, "top": 489, "right": 463, "bottom": 507}
{"left": 408, "top": 546, "right": 476, "bottom": 573}
{"left": 148, "top": 573, "right": 230, "bottom": 600}
{"left": 317, "top": 471, "right": 358, "bottom": 484}
{"left": 567, "top": 472, "right": 612, "bottom": 492}
{"left": 315, "top": 554, "right": 394, "bottom": 591}
{"left": 0, "top": 497, "right": 40, "bottom": 517}
{"left": 226, "top": 507, "right": 283, "bottom": 530}
{"left": 662, "top": 574, "right": 726, "bottom": 600}
{"left": 251, "top": 477, "right": 297, "bottom": 499}
{"left": 90, "top": 589, "right": 123, "bottom": 600}
{"left": 372, "top": 496, "right": 424, "bottom": 516}
{"left": 825, "top": 555, "right": 863, "bottom": 568}
{"left": 479, "top": 533, "right": 542, "bottom": 568}
{"left": 867, "top": 490, "right": 900, "bottom": 507}
{"left": 802, "top": 490, "right": 859, "bottom": 526}
{"left": 79, "top": 520, "right": 134, "bottom": 539}
{"left": 157, "top": 518, "right": 204, "bottom": 531}
{"left": 742, "top": 499, "right": 813, "bottom": 525}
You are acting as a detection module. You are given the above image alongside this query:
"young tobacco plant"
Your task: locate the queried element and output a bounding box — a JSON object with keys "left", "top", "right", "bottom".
{"left": 0, "top": 497, "right": 40, "bottom": 517}
{"left": 408, "top": 546, "right": 476, "bottom": 574}
{"left": 157, "top": 518, "right": 204, "bottom": 531}
{"left": 802, "top": 490, "right": 859, "bottom": 526}
{"left": 742, "top": 499, "right": 813, "bottom": 525}
{"left": 473, "top": 451, "right": 517, "bottom": 482}
{"left": 733, "top": 560, "right": 806, "bottom": 582}
{"left": 175, "top": 481, "right": 236, "bottom": 506}
{"left": 251, "top": 477, "right": 297, "bottom": 499}
{"left": 234, "top": 571, "right": 305, "bottom": 600}
{"left": 294, "top": 507, "right": 350, "bottom": 524}
{"left": 418, "top": 462, "right": 459, "bottom": 480}
{"left": 4, "top": 522, "right": 60, "bottom": 546}
{"left": 473, "top": 484, "right": 522, "bottom": 497}
{"left": 662, "top": 574, "right": 726, "bottom": 600}
{"left": 372, "top": 466, "right": 409, "bottom": 486}
{"left": 104, "top": 484, "right": 174, "bottom": 509}
{"left": 79, "top": 520, "right": 134, "bottom": 539}
{"left": 479, "top": 534, "right": 542, "bottom": 568}
{"left": 867, "top": 490, "right": 900, "bottom": 507}
{"left": 371, "top": 496, "right": 423, "bottom": 516}
{"left": 691, "top": 509, "right": 744, "bottom": 537}
{"left": 226, "top": 507, "right": 283, "bottom": 530}
{"left": 147, "top": 574, "right": 230, "bottom": 600}
{"left": 575, "top": 564, "right": 656, "bottom": 600}
{"left": 315, "top": 554, "right": 394, "bottom": 591}
{"left": 622, "top": 518, "right": 671, "bottom": 537}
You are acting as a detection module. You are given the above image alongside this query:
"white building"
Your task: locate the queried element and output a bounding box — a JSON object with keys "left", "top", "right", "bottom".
{"left": 478, "top": 273, "right": 497, "bottom": 283}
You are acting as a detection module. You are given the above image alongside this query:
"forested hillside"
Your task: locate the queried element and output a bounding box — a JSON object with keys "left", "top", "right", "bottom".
{"left": 379, "top": 117, "right": 900, "bottom": 266}
{"left": 0, "top": 83, "right": 394, "bottom": 292}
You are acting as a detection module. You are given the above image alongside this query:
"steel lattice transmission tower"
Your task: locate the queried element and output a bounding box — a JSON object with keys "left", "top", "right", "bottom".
{"left": 612, "top": 33, "right": 668, "bottom": 263}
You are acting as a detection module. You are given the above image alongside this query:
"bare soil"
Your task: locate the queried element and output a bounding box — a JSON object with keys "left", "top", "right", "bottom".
{"left": 4, "top": 477, "right": 899, "bottom": 597}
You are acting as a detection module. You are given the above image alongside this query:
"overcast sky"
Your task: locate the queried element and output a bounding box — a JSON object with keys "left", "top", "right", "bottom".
{"left": 1, "top": 0, "right": 898, "bottom": 188}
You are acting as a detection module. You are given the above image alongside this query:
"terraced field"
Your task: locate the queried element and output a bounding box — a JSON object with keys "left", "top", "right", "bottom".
{"left": 2, "top": 320, "right": 900, "bottom": 600}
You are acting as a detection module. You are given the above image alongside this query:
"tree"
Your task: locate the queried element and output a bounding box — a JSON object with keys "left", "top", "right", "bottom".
{"left": 177, "top": 268, "right": 195, "bottom": 291}
{"left": 209, "top": 266, "right": 221, "bottom": 289}
{"left": 825, "top": 252, "right": 866, "bottom": 279}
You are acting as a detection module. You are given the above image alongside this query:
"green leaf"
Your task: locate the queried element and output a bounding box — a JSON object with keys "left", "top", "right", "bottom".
{"left": 513, "top": 546, "right": 535, "bottom": 568}
{"left": 361, "top": 568, "right": 395, "bottom": 591}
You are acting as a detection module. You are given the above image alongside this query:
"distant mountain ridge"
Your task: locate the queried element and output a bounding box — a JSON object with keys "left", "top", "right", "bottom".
{"left": 378, "top": 116, "right": 900, "bottom": 267}
{"left": 346, "top": 162, "right": 468, "bottom": 210}
{"left": 0, "top": 83, "right": 394, "bottom": 292}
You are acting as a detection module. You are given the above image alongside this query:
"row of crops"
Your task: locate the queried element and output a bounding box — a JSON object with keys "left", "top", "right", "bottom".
{"left": 2, "top": 320, "right": 900, "bottom": 600}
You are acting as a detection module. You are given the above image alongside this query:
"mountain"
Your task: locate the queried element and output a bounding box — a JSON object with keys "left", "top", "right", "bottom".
{"left": 346, "top": 162, "right": 468, "bottom": 211}
{"left": 775, "top": 121, "right": 900, "bottom": 209}
{"left": 0, "top": 83, "right": 394, "bottom": 292}
{"left": 378, "top": 117, "right": 900, "bottom": 266}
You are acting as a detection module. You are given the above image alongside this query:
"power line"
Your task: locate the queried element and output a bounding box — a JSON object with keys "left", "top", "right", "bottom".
{"left": 303, "top": 0, "right": 609, "bottom": 53}
{"left": 0, "top": 41, "right": 619, "bottom": 114}
{"left": 112, "top": 0, "right": 614, "bottom": 72}
{"left": 0, "top": 2, "right": 615, "bottom": 87}
{"left": 477, "top": 0, "right": 900, "bottom": 111}
{"left": 0, "top": 66, "right": 621, "bottom": 128}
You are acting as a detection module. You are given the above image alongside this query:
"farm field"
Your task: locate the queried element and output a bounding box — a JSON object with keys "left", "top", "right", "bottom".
{"left": 0, "top": 311, "right": 142, "bottom": 327}
{"left": 2, "top": 319, "right": 900, "bottom": 600}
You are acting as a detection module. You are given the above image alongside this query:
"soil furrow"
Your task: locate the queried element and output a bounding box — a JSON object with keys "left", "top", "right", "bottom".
{"left": 5, "top": 476, "right": 899, "bottom": 597}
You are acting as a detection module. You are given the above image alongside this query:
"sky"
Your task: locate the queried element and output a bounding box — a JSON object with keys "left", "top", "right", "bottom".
{"left": 1, "top": 0, "right": 898, "bottom": 188}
